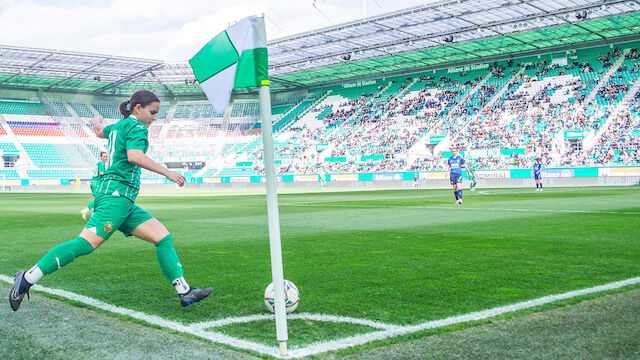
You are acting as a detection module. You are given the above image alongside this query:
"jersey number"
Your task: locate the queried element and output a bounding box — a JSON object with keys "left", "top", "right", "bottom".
{"left": 106, "top": 130, "right": 117, "bottom": 170}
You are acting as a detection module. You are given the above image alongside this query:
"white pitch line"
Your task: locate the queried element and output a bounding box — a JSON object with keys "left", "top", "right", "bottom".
{"left": 287, "top": 276, "right": 640, "bottom": 358}
{"left": 2, "top": 274, "right": 640, "bottom": 358}
{"left": 0, "top": 274, "right": 281, "bottom": 358}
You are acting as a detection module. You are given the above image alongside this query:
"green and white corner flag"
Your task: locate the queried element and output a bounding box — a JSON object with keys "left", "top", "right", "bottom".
{"left": 189, "top": 16, "right": 268, "bottom": 113}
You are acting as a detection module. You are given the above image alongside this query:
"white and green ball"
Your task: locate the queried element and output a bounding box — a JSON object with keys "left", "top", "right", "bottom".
{"left": 264, "top": 280, "right": 299, "bottom": 314}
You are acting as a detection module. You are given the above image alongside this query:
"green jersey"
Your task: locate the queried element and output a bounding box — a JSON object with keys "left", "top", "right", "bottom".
{"left": 466, "top": 163, "right": 477, "bottom": 179}
{"left": 92, "top": 161, "right": 106, "bottom": 181}
{"left": 96, "top": 116, "right": 149, "bottom": 202}
{"left": 90, "top": 161, "right": 106, "bottom": 195}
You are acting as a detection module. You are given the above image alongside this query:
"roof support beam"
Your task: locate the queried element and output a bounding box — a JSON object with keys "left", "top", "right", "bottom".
{"left": 92, "top": 63, "right": 164, "bottom": 94}
{"left": 269, "top": 77, "right": 308, "bottom": 88}
{"left": 45, "top": 58, "right": 112, "bottom": 90}
{"left": 0, "top": 52, "right": 56, "bottom": 86}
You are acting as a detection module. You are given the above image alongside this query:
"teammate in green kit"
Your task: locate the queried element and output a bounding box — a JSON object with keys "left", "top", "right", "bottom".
{"left": 318, "top": 165, "right": 327, "bottom": 190}
{"left": 81, "top": 151, "right": 108, "bottom": 220}
{"left": 9, "top": 90, "right": 212, "bottom": 311}
{"left": 466, "top": 160, "right": 478, "bottom": 191}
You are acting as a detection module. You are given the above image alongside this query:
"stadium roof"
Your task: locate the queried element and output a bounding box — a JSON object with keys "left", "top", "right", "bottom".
{"left": 0, "top": 0, "right": 639, "bottom": 96}
{"left": 269, "top": 0, "right": 640, "bottom": 86}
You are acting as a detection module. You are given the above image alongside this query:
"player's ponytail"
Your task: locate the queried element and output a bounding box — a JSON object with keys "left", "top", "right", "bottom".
{"left": 119, "top": 100, "right": 131, "bottom": 117}
{"left": 119, "top": 90, "right": 160, "bottom": 118}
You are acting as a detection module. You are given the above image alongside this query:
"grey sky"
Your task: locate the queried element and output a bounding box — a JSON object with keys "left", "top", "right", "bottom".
{"left": 0, "top": 0, "right": 425, "bottom": 61}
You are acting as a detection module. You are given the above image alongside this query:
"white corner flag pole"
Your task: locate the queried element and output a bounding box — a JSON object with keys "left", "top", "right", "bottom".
{"left": 259, "top": 79, "right": 289, "bottom": 356}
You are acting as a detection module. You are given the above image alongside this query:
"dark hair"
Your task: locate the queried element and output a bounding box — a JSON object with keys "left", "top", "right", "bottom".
{"left": 100, "top": 151, "right": 107, "bottom": 156}
{"left": 119, "top": 89, "right": 160, "bottom": 118}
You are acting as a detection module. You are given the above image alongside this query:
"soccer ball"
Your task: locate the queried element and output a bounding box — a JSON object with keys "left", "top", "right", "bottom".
{"left": 264, "top": 280, "right": 299, "bottom": 314}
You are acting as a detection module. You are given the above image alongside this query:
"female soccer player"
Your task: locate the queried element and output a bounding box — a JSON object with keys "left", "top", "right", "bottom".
{"left": 466, "top": 159, "right": 477, "bottom": 191}
{"left": 534, "top": 157, "right": 543, "bottom": 191}
{"left": 446, "top": 148, "right": 466, "bottom": 205}
{"left": 318, "top": 165, "right": 327, "bottom": 190}
{"left": 10, "top": 90, "right": 212, "bottom": 311}
{"left": 81, "top": 151, "right": 108, "bottom": 220}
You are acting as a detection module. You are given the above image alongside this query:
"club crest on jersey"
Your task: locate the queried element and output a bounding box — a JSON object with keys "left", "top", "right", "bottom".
{"left": 104, "top": 221, "right": 114, "bottom": 233}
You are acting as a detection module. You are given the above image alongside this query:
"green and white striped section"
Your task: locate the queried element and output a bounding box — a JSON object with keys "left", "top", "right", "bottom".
{"left": 189, "top": 16, "right": 268, "bottom": 114}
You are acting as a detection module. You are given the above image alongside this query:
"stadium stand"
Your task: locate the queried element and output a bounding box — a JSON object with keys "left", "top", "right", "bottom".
{"left": 22, "top": 143, "right": 89, "bottom": 168}
{"left": 0, "top": 169, "right": 20, "bottom": 179}
{"left": 27, "top": 169, "right": 92, "bottom": 179}
{"left": 68, "top": 102, "right": 96, "bottom": 118}
{"left": 0, "top": 100, "right": 47, "bottom": 115}
{"left": 0, "top": 36, "right": 639, "bottom": 181}
{"left": 6, "top": 118, "right": 65, "bottom": 137}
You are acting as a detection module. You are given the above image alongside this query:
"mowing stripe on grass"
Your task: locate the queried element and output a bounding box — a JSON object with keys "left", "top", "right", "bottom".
{"left": 2, "top": 274, "right": 639, "bottom": 358}
{"left": 281, "top": 203, "right": 640, "bottom": 215}
{"left": 280, "top": 188, "right": 592, "bottom": 205}
{"left": 192, "top": 313, "right": 400, "bottom": 331}
{"left": 279, "top": 191, "right": 508, "bottom": 204}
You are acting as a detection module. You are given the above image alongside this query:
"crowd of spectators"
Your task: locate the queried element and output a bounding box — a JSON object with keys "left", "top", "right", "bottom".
{"left": 563, "top": 101, "right": 640, "bottom": 166}
{"left": 242, "top": 47, "right": 640, "bottom": 175}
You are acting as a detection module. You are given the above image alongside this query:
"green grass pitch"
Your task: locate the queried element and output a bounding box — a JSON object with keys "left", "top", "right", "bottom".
{"left": 1, "top": 186, "right": 639, "bottom": 353}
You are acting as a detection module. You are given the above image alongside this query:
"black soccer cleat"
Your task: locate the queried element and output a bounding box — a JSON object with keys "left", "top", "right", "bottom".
{"left": 179, "top": 286, "right": 213, "bottom": 307}
{"left": 9, "top": 270, "right": 31, "bottom": 312}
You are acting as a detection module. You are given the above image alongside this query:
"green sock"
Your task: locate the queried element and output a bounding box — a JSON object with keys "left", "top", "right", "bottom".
{"left": 86, "top": 200, "right": 95, "bottom": 210}
{"left": 36, "top": 237, "right": 94, "bottom": 275}
{"left": 155, "top": 234, "right": 184, "bottom": 282}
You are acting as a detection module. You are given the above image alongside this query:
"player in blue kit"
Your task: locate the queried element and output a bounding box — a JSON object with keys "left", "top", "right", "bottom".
{"left": 447, "top": 148, "right": 466, "bottom": 204}
{"left": 534, "top": 158, "right": 543, "bottom": 192}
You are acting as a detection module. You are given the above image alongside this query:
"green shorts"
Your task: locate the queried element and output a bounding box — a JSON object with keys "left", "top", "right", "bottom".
{"left": 85, "top": 193, "right": 153, "bottom": 239}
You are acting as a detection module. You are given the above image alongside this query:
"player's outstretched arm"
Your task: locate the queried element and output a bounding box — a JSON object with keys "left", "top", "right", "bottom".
{"left": 127, "top": 149, "right": 186, "bottom": 186}
{"left": 91, "top": 116, "right": 106, "bottom": 138}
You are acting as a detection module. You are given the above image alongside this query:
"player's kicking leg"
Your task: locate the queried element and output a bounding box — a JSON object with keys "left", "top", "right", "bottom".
{"left": 9, "top": 234, "right": 97, "bottom": 311}
{"left": 8, "top": 270, "right": 30, "bottom": 311}
{"left": 129, "top": 216, "right": 213, "bottom": 307}
{"left": 179, "top": 286, "right": 214, "bottom": 307}
{"left": 81, "top": 200, "right": 95, "bottom": 220}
